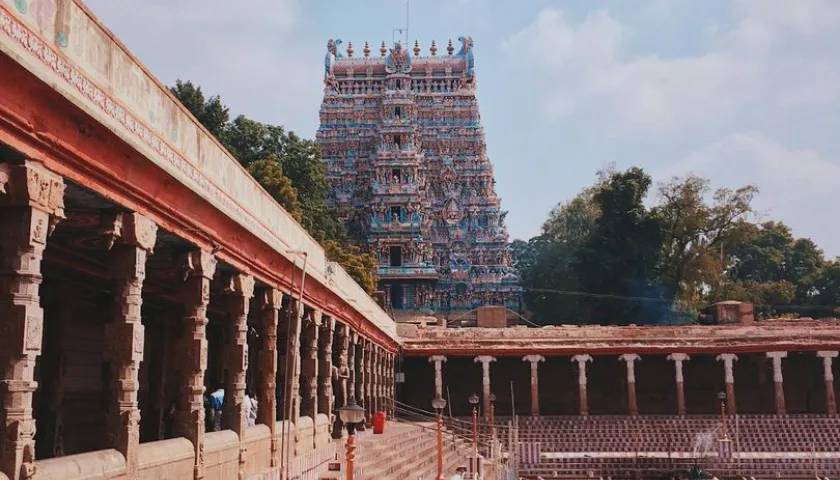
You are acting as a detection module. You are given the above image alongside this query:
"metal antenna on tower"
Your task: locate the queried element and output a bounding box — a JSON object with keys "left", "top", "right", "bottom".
{"left": 391, "top": 0, "right": 409, "bottom": 46}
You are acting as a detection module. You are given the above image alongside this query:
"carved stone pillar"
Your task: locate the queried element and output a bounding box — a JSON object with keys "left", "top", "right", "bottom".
{"left": 388, "top": 352, "right": 396, "bottom": 415}
{"left": 667, "top": 353, "right": 690, "bottom": 416}
{"left": 332, "top": 325, "right": 350, "bottom": 438}
{"left": 354, "top": 335, "right": 364, "bottom": 405}
{"left": 766, "top": 351, "right": 787, "bottom": 415}
{"left": 371, "top": 342, "right": 381, "bottom": 414}
{"left": 299, "top": 309, "right": 321, "bottom": 420}
{"left": 257, "top": 288, "right": 282, "bottom": 466}
{"left": 522, "top": 355, "right": 545, "bottom": 416}
{"left": 619, "top": 354, "right": 640, "bottom": 416}
{"left": 283, "top": 299, "right": 303, "bottom": 423}
{"left": 429, "top": 355, "right": 447, "bottom": 400}
{"left": 716, "top": 353, "right": 738, "bottom": 415}
{"left": 474, "top": 356, "right": 496, "bottom": 418}
{"left": 362, "top": 340, "right": 372, "bottom": 422}
{"left": 817, "top": 351, "right": 838, "bottom": 415}
{"left": 222, "top": 274, "right": 254, "bottom": 476}
{"left": 317, "top": 316, "right": 335, "bottom": 424}
{"left": 0, "top": 160, "right": 64, "bottom": 480}
{"left": 176, "top": 250, "right": 217, "bottom": 480}
{"left": 571, "top": 355, "right": 593, "bottom": 416}
{"left": 103, "top": 213, "right": 157, "bottom": 478}
{"left": 372, "top": 347, "right": 381, "bottom": 414}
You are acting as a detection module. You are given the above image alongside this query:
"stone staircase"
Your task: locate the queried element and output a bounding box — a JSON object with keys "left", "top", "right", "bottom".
{"left": 352, "top": 421, "right": 473, "bottom": 480}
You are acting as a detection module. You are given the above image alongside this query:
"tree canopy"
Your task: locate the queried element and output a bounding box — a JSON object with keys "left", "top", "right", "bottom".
{"left": 515, "top": 167, "right": 839, "bottom": 325}
{"left": 170, "top": 80, "right": 376, "bottom": 292}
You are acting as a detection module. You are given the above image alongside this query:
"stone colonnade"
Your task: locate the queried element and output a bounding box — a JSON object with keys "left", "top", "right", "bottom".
{"left": 0, "top": 159, "right": 398, "bottom": 480}
{"left": 427, "top": 351, "right": 840, "bottom": 417}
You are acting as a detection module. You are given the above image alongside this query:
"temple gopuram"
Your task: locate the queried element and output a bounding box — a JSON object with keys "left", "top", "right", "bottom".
{"left": 317, "top": 38, "right": 521, "bottom": 322}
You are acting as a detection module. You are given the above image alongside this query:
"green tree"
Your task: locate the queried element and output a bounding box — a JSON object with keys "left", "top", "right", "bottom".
{"left": 247, "top": 156, "right": 302, "bottom": 222}
{"left": 170, "top": 80, "right": 376, "bottom": 293}
{"left": 170, "top": 80, "right": 229, "bottom": 139}
{"left": 813, "top": 261, "right": 840, "bottom": 308}
{"left": 653, "top": 175, "right": 757, "bottom": 310}
{"left": 573, "top": 167, "right": 666, "bottom": 324}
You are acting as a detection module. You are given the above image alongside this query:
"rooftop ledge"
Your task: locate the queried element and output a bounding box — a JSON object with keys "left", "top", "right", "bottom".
{"left": 400, "top": 318, "right": 840, "bottom": 355}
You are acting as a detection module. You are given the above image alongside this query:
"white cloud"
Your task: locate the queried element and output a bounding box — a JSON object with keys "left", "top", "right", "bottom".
{"left": 84, "top": 0, "right": 322, "bottom": 134}
{"left": 661, "top": 132, "right": 840, "bottom": 255}
{"left": 503, "top": 4, "right": 840, "bottom": 133}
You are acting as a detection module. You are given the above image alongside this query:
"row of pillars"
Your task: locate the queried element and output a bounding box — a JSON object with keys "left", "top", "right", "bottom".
{"left": 0, "top": 159, "right": 397, "bottom": 480}
{"left": 429, "top": 351, "right": 839, "bottom": 417}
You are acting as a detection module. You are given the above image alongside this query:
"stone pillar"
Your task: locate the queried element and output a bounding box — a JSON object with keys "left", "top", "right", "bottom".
{"left": 354, "top": 335, "right": 364, "bottom": 405}
{"left": 571, "top": 355, "right": 593, "bottom": 416}
{"left": 373, "top": 347, "right": 382, "bottom": 414}
{"left": 257, "top": 288, "right": 282, "bottom": 466}
{"left": 332, "top": 325, "right": 350, "bottom": 438}
{"left": 474, "top": 356, "right": 496, "bottom": 418}
{"left": 300, "top": 309, "right": 321, "bottom": 420}
{"left": 283, "top": 299, "right": 303, "bottom": 423}
{"left": 363, "top": 340, "right": 372, "bottom": 422}
{"left": 429, "top": 355, "right": 447, "bottom": 400}
{"left": 317, "top": 316, "right": 335, "bottom": 424}
{"left": 389, "top": 352, "right": 396, "bottom": 415}
{"left": 619, "top": 354, "right": 641, "bottom": 416}
{"left": 522, "top": 355, "right": 545, "bottom": 416}
{"left": 766, "top": 351, "right": 787, "bottom": 415}
{"left": 817, "top": 351, "right": 838, "bottom": 415}
{"left": 222, "top": 273, "right": 254, "bottom": 480}
{"left": 667, "top": 353, "right": 690, "bottom": 416}
{"left": 716, "top": 353, "right": 738, "bottom": 415}
{"left": 103, "top": 213, "right": 157, "bottom": 478}
{"left": 385, "top": 351, "right": 391, "bottom": 413}
{"left": 0, "top": 160, "right": 64, "bottom": 480}
{"left": 176, "top": 250, "right": 217, "bottom": 480}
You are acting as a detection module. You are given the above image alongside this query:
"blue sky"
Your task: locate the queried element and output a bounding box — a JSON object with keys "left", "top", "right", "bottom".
{"left": 86, "top": 0, "right": 840, "bottom": 257}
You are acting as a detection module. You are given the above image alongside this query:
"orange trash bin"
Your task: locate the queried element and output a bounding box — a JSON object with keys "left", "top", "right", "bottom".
{"left": 372, "top": 411, "right": 387, "bottom": 434}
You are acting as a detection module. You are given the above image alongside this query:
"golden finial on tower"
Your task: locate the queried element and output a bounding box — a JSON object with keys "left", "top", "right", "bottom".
{"left": 413, "top": 39, "right": 421, "bottom": 57}
{"left": 430, "top": 40, "right": 437, "bottom": 56}
{"left": 380, "top": 40, "right": 387, "bottom": 57}
{"left": 363, "top": 41, "right": 371, "bottom": 58}
{"left": 346, "top": 41, "right": 354, "bottom": 58}
{"left": 447, "top": 39, "right": 454, "bottom": 55}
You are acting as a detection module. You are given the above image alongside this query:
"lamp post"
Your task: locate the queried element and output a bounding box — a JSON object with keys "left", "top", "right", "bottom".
{"left": 432, "top": 396, "right": 447, "bottom": 480}
{"left": 488, "top": 393, "right": 497, "bottom": 460}
{"left": 717, "top": 391, "right": 729, "bottom": 439}
{"left": 339, "top": 398, "right": 366, "bottom": 480}
{"left": 468, "top": 393, "right": 479, "bottom": 455}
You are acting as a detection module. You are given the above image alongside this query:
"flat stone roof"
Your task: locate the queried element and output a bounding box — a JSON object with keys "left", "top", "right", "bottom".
{"left": 400, "top": 319, "right": 840, "bottom": 356}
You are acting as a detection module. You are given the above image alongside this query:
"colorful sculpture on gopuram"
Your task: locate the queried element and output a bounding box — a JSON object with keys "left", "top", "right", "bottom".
{"left": 317, "top": 37, "right": 521, "bottom": 320}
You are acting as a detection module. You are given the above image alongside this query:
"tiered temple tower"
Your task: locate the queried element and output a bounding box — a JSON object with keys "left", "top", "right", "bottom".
{"left": 317, "top": 37, "right": 521, "bottom": 319}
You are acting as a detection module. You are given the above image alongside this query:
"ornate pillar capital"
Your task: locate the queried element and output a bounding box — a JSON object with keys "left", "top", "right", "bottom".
{"left": 667, "top": 353, "right": 690, "bottom": 363}
{"left": 429, "top": 355, "right": 447, "bottom": 364}
{"left": 522, "top": 354, "right": 546, "bottom": 364}
{"left": 182, "top": 249, "right": 218, "bottom": 281}
{"left": 0, "top": 160, "right": 66, "bottom": 218}
{"left": 619, "top": 354, "right": 641, "bottom": 381}
{"left": 474, "top": 355, "right": 496, "bottom": 365}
